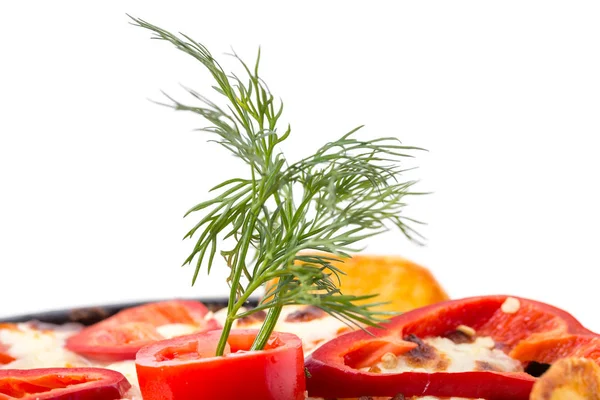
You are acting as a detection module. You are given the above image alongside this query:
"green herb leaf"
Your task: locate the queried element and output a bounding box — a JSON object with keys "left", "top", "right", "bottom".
{"left": 130, "top": 15, "right": 426, "bottom": 355}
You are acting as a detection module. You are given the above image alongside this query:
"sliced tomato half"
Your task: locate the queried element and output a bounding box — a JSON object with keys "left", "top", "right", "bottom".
{"left": 65, "top": 300, "right": 220, "bottom": 361}
{"left": 0, "top": 368, "right": 130, "bottom": 400}
{"left": 0, "top": 324, "right": 18, "bottom": 365}
{"left": 0, "top": 343, "right": 14, "bottom": 365}
{"left": 135, "top": 329, "right": 305, "bottom": 400}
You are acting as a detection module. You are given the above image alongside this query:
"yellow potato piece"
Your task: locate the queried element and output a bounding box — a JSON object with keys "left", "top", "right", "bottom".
{"left": 530, "top": 357, "right": 600, "bottom": 400}
{"left": 266, "top": 254, "right": 448, "bottom": 314}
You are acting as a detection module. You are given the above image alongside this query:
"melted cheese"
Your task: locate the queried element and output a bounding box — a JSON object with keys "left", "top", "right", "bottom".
{"left": 0, "top": 322, "right": 90, "bottom": 369}
{"left": 155, "top": 323, "right": 200, "bottom": 339}
{"left": 370, "top": 336, "right": 522, "bottom": 374}
{"left": 103, "top": 360, "right": 142, "bottom": 400}
{"left": 214, "top": 305, "right": 350, "bottom": 355}
{"left": 0, "top": 312, "right": 522, "bottom": 400}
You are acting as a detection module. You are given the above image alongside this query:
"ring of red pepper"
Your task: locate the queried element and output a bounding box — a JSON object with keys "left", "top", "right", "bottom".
{"left": 305, "top": 295, "right": 600, "bottom": 400}
{"left": 0, "top": 368, "right": 131, "bottom": 400}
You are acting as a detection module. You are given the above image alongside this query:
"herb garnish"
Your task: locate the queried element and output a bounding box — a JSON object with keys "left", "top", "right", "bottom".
{"left": 131, "top": 16, "right": 425, "bottom": 356}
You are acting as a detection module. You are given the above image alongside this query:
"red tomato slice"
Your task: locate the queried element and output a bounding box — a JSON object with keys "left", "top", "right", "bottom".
{"left": 66, "top": 300, "right": 220, "bottom": 361}
{"left": 0, "top": 344, "right": 14, "bottom": 365}
{"left": 135, "top": 329, "right": 305, "bottom": 400}
{"left": 0, "top": 324, "right": 18, "bottom": 365}
{"left": 0, "top": 368, "right": 130, "bottom": 400}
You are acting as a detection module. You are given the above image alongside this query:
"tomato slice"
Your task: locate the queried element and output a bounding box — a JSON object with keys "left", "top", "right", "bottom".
{"left": 0, "top": 324, "right": 18, "bottom": 365}
{"left": 0, "top": 368, "right": 130, "bottom": 400}
{"left": 65, "top": 300, "right": 220, "bottom": 361}
{"left": 135, "top": 329, "right": 305, "bottom": 400}
{"left": 0, "top": 355, "right": 14, "bottom": 365}
{"left": 0, "top": 344, "right": 15, "bottom": 365}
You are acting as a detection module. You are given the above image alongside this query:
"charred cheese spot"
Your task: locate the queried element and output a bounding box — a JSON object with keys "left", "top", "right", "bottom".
{"left": 475, "top": 360, "right": 502, "bottom": 372}
{"left": 215, "top": 305, "right": 350, "bottom": 355}
{"left": 285, "top": 306, "right": 327, "bottom": 322}
{"left": 445, "top": 330, "right": 475, "bottom": 344}
{"left": 237, "top": 310, "right": 267, "bottom": 326}
{"left": 403, "top": 334, "right": 449, "bottom": 370}
{"left": 445, "top": 324, "right": 477, "bottom": 344}
{"left": 367, "top": 335, "right": 522, "bottom": 375}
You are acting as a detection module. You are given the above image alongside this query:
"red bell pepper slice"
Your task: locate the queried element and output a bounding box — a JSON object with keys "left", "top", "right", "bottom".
{"left": 66, "top": 300, "right": 220, "bottom": 361}
{"left": 0, "top": 368, "right": 131, "bottom": 400}
{"left": 305, "top": 295, "right": 598, "bottom": 400}
{"left": 135, "top": 329, "right": 305, "bottom": 400}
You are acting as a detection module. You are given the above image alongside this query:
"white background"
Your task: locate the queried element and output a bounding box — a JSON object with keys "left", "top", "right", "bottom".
{"left": 1, "top": 1, "right": 599, "bottom": 330}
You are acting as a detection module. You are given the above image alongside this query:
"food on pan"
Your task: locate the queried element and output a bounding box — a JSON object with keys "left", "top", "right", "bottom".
{"left": 266, "top": 254, "right": 449, "bottom": 314}
{"left": 305, "top": 295, "right": 600, "bottom": 400}
{"left": 2, "top": 15, "right": 597, "bottom": 400}
{"left": 3, "top": 296, "right": 600, "bottom": 400}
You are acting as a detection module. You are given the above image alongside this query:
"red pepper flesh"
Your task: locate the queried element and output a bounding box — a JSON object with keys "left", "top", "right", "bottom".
{"left": 0, "top": 368, "right": 131, "bottom": 400}
{"left": 305, "top": 295, "right": 598, "bottom": 400}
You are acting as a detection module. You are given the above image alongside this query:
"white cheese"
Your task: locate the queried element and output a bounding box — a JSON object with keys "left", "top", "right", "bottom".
{"left": 501, "top": 297, "right": 521, "bottom": 314}
{"left": 156, "top": 323, "right": 200, "bottom": 339}
{"left": 215, "top": 305, "right": 349, "bottom": 355}
{"left": 371, "top": 336, "right": 522, "bottom": 374}
{"left": 0, "top": 322, "right": 90, "bottom": 369}
{"left": 274, "top": 306, "right": 350, "bottom": 355}
{"left": 103, "top": 360, "right": 142, "bottom": 400}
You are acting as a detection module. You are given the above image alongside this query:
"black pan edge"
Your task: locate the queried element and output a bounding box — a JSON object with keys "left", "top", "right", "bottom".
{"left": 1, "top": 297, "right": 256, "bottom": 326}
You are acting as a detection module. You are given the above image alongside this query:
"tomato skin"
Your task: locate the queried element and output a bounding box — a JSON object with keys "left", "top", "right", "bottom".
{"left": 66, "top": 300, "right": 220, "bottom": 361}
{"left": 0, "top": 325, "right": 18, "bottom": 365}
{"left": 0, "top": 368, "right": 130, "bottom": 400}
{"left": 305, "top": 295, "right": 597, "bottom": 400}
{"left": 136, "top": 329, "right": 305, "bottom": 400}
{"left": 0, "top": 344, "right": 15, "bottom": 365}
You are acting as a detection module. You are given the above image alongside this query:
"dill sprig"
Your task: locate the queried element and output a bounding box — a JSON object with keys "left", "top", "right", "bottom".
{"left": 130, "top": 16, "right": 426, "bottom": 355}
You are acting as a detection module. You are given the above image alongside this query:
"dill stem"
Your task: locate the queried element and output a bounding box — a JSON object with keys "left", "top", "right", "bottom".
{"left": 251, "top": 302, "right": 283, "bottom": 350}
{"left": 216, "top": 210, "right": 260, "bottom": 356}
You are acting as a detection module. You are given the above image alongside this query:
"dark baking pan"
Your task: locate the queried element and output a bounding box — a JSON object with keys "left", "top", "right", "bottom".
{"left": 1, "top": 297, "right": 253, "bottom": 326}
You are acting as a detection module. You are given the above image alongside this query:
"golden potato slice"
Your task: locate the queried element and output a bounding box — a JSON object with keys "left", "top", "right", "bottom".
{"left": 266, "top": 254, "right": 448, "bottom": 314}
{"left": 530, "top": 357, "right": 600, "bottom": 400}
